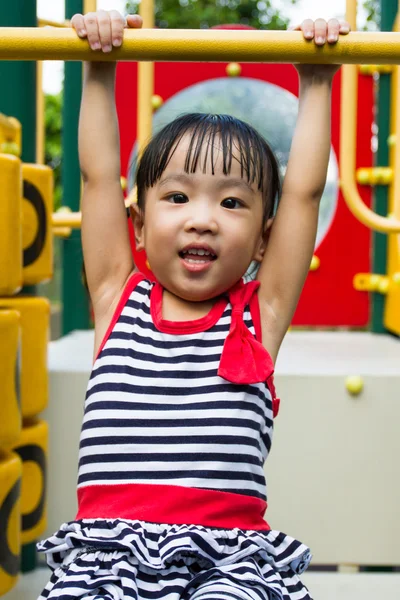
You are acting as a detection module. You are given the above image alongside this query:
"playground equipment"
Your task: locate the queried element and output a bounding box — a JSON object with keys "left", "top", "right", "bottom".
{"left": 0, "top": 113, "right": 51, "bottom": 595}
{"left": 0, "top": 0, "right": 400, "bottom": 597}
{"left": 2, "top": 28, "right": 400, "bottom": 64}
{"left": 30, "top": 3, "right": 400, "bottom": 333}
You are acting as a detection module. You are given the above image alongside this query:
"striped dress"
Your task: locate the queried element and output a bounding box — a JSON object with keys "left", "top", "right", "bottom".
{"left": 37, "top": 272, "right": 313, "bottom": 600}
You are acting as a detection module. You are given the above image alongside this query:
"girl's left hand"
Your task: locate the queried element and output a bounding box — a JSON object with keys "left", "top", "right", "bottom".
{"left": 290, "top": 18, "right": 351, "bottom": 78}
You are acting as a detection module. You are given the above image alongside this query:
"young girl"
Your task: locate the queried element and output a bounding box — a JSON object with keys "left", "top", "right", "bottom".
{"left": 37, "top": 11, "right": 350, "bottom": 600}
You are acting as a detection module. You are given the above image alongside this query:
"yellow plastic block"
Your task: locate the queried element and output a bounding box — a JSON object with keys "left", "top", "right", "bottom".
{"left": 13, "top": 420, "right": 48, "bottom": 545}
{"left": 0, "top": 154, "right": 22, "bottom": 296}
{"left": 0, "top": 297, "right": 49, "bottom": 418}
{"left": 0, "top": 451, "right": 22, "bottom": 595}
{"left": 0, "top": 311, "right": 21, "bottom": 449}
{"left": 22, "top": 163, "right": 54, "bottom": 286}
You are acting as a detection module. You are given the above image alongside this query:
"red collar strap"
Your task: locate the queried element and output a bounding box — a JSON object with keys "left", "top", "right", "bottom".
{"left": 218, "top": 279, "right": 280, "bottom": 417}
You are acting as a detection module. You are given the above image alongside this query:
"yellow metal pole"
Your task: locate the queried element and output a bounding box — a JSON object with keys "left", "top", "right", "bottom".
{"left": 384, "top": 5, "right": 400, "bottom": 334}
{"left": 1, "top": 29, "right": 400, "bottom": 63}
{"left": 137, "top": 0, "right": 155, "bottom": 156}
{"left": 53, "top": 227, "right": 73, "bottom": 237}
{"left": 124, "top": 0, "right": 155, "bottom": 208}
{"left": 52, "top": 211, "right": 82, "bottom": 228}
{"left": 346, "top": 0, "right": 358, "bottom": 30}
{"left": 339, "top": 0, "right": 400, "bottom": 233}
{"left": 83, "top": 0, "right": 97, "bottom": 13}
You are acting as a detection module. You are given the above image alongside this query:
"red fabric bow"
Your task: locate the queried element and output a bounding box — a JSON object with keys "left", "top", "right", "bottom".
{"left": 218, "top": 279, "right": 274, "bottom": 385}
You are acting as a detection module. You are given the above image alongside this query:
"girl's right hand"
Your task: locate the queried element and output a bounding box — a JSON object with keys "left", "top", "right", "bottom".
{"left": 71, "top": 10, "right": 143, "bottom": 53}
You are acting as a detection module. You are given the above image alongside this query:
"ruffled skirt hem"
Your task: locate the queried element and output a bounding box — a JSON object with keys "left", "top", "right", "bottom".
{"left": 37, "top": 518, "right": 313, "bottom": 600}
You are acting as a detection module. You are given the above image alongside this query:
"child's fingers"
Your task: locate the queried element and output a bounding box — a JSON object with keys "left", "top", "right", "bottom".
{"left": 108, "top": 10, "right": 125, "bottom": 47}
{"left": 300, "top": 19, "right": 315, "bottom": 41}
{"left": 339, "top": 21, "right": 351, "bottom": 34}
{"left": 82, "top": 12, "right": 101, "bottom": 50}
{"left": 327, "top": 18, "right": 340, "bottom": 43}
{"left": 125, "top": 14, "right": 143, "bottom": 29}
{"left": 95, "top": 10, "right": 113, "bottom": 53}
{"left": 313, "top": 18, "right": 329, "bottom": 45}
{"left": 72, "top": 10, "right": 130, "bottom": 51}
{"left": 71, "top": 13, "right": 87, "bottom": 37}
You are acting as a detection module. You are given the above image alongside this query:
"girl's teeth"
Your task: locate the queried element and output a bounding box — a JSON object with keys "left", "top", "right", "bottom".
{"left": 186, "top": 258, "right": 209, "bottom": 264}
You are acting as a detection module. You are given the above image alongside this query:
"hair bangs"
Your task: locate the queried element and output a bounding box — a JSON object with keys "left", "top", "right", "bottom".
{"left": 135, "top": 113, "right": 281, "bottom": 221}
{"left": 183, "top": 117, "right": 266, "bottom": 192}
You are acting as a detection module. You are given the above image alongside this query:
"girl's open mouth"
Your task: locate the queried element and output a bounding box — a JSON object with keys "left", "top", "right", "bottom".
{"left": 178, "top": 250, "right": 217, "bottom": 272}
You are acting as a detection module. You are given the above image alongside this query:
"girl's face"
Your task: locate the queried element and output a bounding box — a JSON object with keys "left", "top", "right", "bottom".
{"left": 133, "top": 133, "right": 272, "bottom": 301}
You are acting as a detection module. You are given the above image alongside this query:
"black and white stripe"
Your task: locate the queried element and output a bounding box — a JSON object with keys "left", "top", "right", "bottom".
{"left": 78, "top": 279, "right": 274, "bottom": 500}
{"left": 37, "top": 277, "right": 313, "bottom": 599}
{"left": 37, "top": 520, "right": 312, "bottom": 600}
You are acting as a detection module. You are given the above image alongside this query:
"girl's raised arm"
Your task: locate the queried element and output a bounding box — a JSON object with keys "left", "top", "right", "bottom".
{"left": 256, "top": 19, "right": 350, "bottom": 357}
{"left": 71, "top": 11, "right": 142, "bottom": 321}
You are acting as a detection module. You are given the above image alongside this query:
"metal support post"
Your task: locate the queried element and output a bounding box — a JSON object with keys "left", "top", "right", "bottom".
{"left": 62, "top": 0, "right": 90, "bottom": 335}
{"left": 372, "top": 0, "right": 398, "bottom": 332}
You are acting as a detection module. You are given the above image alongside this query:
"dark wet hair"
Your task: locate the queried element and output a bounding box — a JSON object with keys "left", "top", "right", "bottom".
{"left": 135, "top": 113, "right": 281, "bottom": 224}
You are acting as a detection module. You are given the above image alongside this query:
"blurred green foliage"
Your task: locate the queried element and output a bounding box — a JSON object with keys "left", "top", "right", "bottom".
{"left": 45, "top": 91, "right": 63, "bottom": 210}
{"left": 363, "top": 0, "right": 380, "bottom": 30}
{"left": 124, "top": 0, "right": 381, "bottom": 30}
{"left": 125, "top": 0, "right": 297, "bottom": 30}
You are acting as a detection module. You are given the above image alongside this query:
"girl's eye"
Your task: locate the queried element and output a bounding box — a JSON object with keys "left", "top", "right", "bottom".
{"left": 221, "top": 197, "right": 242, "bottom": 209}
{"left": 167, "top": 193, "right": 188, "bottom": 204}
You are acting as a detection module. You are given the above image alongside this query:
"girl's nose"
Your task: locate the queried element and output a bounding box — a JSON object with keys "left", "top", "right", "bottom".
{"left": 184, "top": 207, "right": 219, "bottom": 234}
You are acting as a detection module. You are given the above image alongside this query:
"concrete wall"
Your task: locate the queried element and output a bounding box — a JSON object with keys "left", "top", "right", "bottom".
{"left": 42, "top": 331, "right": 400, "bottom": 565}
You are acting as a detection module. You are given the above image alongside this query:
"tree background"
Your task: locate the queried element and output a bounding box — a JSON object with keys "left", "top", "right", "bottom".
{"left": 45, "top": 92, "right": 62, "bottom": 209}
{"left": 45, "top": 0, "right": 380, "bottom": 207}
{"left": 125, "top": 0, "right": 296, "bottom": 30}
{"left": 363, "top": 0, "right": 380, "bottom": 30}
{"left": 125, "top": 0, "right": 380, "bottom": 30}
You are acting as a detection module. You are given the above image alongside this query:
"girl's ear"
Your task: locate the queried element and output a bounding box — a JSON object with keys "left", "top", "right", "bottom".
{"left": 253, "top": 217, "right": 274, "bottom": 262}
{"left": 130, "top": 203, "right": 145, "bottom": 251}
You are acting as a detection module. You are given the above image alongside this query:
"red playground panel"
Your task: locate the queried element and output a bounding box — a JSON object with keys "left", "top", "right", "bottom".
{"left": 116, "top": 56, "right": 373, "bottom": 327}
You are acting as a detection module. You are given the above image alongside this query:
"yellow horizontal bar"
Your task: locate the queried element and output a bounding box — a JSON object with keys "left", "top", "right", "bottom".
{"left": 354, "top": 272, "right": 390, "bottom": 294}
{"left": 38, "top": 18, "right": 70, "bottom": 28}
{"left": 359, "top": 64, "right": 393, "bottom": 74}
{"left": 356, "top": 167, "right": 393, "bottom": 185}
{"left": 1, "top": 29, "right": 400, "bottom": 63}
{"left": 52, "top": 211, "right": 81, "bottom": 228}
{"left": 53, "top": 226, "right": 72, "bottom": 238}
